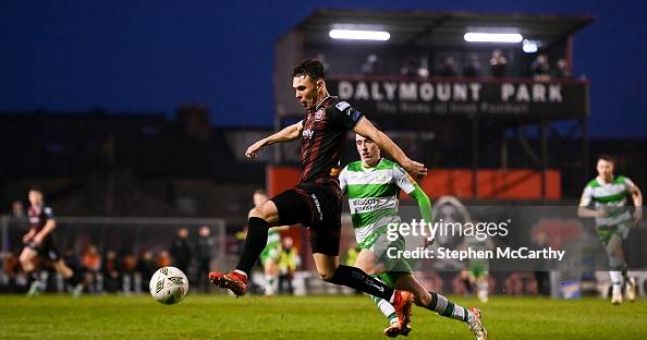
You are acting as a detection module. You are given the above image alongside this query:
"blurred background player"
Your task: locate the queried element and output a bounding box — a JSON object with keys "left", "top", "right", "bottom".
{"left": 339, "top": 133, "right": 487, "bottom": 339}
{"left": 578, "top": 155, "right": 642, "bottom": 304}
{"left": 434, "top": 196, "right": 492, "bottom": 303}
{"left": 253, "top": 189, "right": 289, "bottom": 296}
{"left": 19, "top": 188, "right": 82, "bottom": 297}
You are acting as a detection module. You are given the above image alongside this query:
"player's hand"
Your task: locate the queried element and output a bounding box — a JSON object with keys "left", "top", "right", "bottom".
{"left": 22, "top": 234, "right": 33, "bottom": 244}
{"left": 402, "top": 159, "right": 428, "bottom": 180}
{"left": 245, "top": 141, "right": 265, "bottom": 159}
{"left": 596, "top": 208, "right": 609, "bottom": 218}
{"left": 32, "top": 235, "right": 43, "bottom": 247}
{"left": 633, "top": 208, "right": 643, "bottom": 225}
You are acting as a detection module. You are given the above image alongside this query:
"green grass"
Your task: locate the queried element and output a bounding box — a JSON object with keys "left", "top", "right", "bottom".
{"left": 0, "top": 294, "right": 645, "bottom": 339}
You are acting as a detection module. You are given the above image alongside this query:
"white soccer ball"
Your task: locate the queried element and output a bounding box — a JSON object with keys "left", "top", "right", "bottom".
{"left": 149, "top": 266, "right": 189, "bottom": 305}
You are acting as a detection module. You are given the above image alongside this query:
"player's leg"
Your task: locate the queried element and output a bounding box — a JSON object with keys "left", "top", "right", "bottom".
{"left": 394, "top": 274, "right": 487, "bottom": 339}
{"left": 262, "top": 253, "right": 279, "bottom": 296}
{"left": 602, "top": 228, "right": 625, "bottom": 304}
{"left": 19, "top": 246, "right": 41, "bottom": 296}
{"left": 209, "top": 198, "right": 280, "bottom": 295}
{"left": 312, "top": 251, "right": 413, "bottom": 327}
{"left": 616, "top": 222, "right": 637, "bottom": 302}
{"left": 46, "top": 239, "right": 83, "bottom": 297}
{"left": 354, "top": 249, "right": 400, "bottom": 335}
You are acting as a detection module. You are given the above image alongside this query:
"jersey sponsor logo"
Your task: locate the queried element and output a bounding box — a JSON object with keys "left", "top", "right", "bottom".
{"left": 335, "top": 101, "right": 351, "bottom": 111}
{"left": 302, "top": 128, "right": 314, "bottom": 140}
{"left": 350, "top": 197, "right": 396, "bottom": 213}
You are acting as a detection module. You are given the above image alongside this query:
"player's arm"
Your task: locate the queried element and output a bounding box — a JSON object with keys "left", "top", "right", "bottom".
{"left": 394, "top": 165, "right": 433, "bottom": 245}
{"left": 33, "top": 216, "right": 56, "bottom": 246}
{"left": 245, "top": 120, "right": 304, "bottom": 159}
{"left": 22, "top": 228, "right": 36, "bottom": 243}
{"left": 626, "top": 178, "right": 643, "bottom": 223}
{"left": 577, "top": 187, "right": 605, "bottom": 218}
{"left": 353, "top": 117, "right": 427, "bottom": 179}
{"left": 338, "top": 166, "right": 349, "bottom": 195}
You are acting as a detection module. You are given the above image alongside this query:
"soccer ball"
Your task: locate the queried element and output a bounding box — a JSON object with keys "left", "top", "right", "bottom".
{"left": 149, "top": 266, "right": 189, "bottom": 305}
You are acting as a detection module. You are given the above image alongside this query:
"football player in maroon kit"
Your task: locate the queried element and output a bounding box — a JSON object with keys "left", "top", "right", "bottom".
{"left": 209, "top": 60, "right": 427, "bottom": 331}
{"left": 19, "top": 188, "right": 82, "bottom": 296}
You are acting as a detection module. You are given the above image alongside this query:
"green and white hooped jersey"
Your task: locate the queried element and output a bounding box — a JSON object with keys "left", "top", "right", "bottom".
{"left": 581, "top": 176, "right": 634, "bottom": 227}
{"left": 339, "top": 159, "right": 417, "bottom": 248}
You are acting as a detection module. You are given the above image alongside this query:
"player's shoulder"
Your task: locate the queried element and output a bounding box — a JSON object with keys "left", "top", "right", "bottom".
{"left": 378, "top": 158, "right": 402, "bottom": 173}
{"left": 585, "top": 178, "right": 600, "bottom": 188}
{"left": 343, "top": 160, "right": 363, "bottom": 173}
{"left": 328, "top": 96, "right": 353, "bottom": 112}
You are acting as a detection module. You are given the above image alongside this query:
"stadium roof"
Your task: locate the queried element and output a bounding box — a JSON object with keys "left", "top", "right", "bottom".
{"left": 295, "top": 9, "right": 594, "bottom": 47}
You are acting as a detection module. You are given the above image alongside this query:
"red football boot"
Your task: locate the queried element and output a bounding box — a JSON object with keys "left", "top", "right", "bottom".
{"left": 209, "top": 270, "right": 248, "bottom": 297}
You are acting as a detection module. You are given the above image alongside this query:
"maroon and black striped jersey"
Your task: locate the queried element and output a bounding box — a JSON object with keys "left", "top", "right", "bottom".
{"left": 299, "top": 96, "right": 363, "bottom": 187}
{"left": 28, "top": 205, "right": 54, "bottom": 232}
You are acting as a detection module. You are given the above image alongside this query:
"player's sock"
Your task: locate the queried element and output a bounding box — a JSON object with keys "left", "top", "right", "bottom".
{"left": 235, "top": 217, "right": 270, "bottom": 275}
{"left": 327, "top": 265, "right": 394, "bottom": 301}
{"left": 265, "top": 275, "right": 275, "bottom": 296}
{"left": 419, "top": 291, "right": 473, "bottom": 323}
{"left": 609, "top": 270, "right": 623, "bottom": 291}
{"left": 370, "top": 295, "right": 398, "bottom": 325}
{"left": 27, "top": 271, "right": 39, "bottom": 285}
{"left": 64, "top": 272, "right": 81, "bottom": 287}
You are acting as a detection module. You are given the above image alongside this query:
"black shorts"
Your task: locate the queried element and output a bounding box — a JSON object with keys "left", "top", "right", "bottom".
{"left": 27, "top": 235, "right": 60, "bottom": 262}
{"left": 272, "top": 182, "right": 342, "bottom": 256}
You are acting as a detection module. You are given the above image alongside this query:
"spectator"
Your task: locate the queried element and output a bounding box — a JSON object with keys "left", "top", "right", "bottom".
{"left": 170, "top": 227, "right": 192, "bottom": 273}
{"left": 400, "top": 57, "right": 419, "bottom": 77}
{"left": 102, "top": 250, "right": 121, "bottom": 293}
{"left": 157, "top": 250, "right": 172, "bottom": 268}
{"left": 11, "top": 201, "right": 24, "bottom": 218}
{"left": 531, "top": 53, "right": 551, "bottom": 81}
{"left": 82, "top": 245, "right": 102, "bottom": 293}
{"left": 361, "top": 54, "right": 381, "bottom": 75}
{"left": 490, "top": 49, "right": 507, "bottom": 77}
{"left": 121, "top": 253, "right": 138, "bottom": 294}
{"left": 278, "top": 236, "right": 300, "bottom": 295}
{"left": 437, "top": 56, "right": 458, "bottom": 77}
{"left": 136, "top": 250, "right": 157, "bottom": 292}
{"left": 463, "top": 54, "right": 482, "bottom": 78}
{"left": 195, "top": 226, "right": 214, "bottom": 292}
{"left": 554, "top": 58, "right": 571, "bottom": 78}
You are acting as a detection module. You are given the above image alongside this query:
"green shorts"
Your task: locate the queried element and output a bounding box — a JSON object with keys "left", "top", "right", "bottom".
{"left": 364, "top": 231, "right": 413, "bottom": 286}
{"left": 596, "top": 222, "right": 631, "bottom": 246}
{"left": 469, "top": 260, "right": 489, "bottom": 278}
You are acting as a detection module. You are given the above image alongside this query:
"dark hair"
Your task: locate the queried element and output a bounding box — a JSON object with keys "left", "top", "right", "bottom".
{"left": 598, "top": 154, "right": 615, "bottom": 164}
{"left": 292, "top": 59, "right": 325, "bottom": 80}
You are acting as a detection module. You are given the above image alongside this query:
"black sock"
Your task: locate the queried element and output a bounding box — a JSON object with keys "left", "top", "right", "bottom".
{"left": 328, "top": 265, "right": 394, "bottom": 301}
{"left": 235, "top": 217, "right": 270, "bottom": 275}
{"left": 27, "top": 271, "right": 39, "bottom": 284}
{"left": 65, "top": 272, "right": 80, "bottom": 286}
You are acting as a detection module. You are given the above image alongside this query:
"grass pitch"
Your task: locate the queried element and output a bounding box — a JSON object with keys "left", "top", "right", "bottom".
{"left": 0, "top": 294, "right": 645, "bottom": 339}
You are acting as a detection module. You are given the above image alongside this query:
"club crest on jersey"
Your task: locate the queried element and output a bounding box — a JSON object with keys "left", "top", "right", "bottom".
{"left": 314, "top": 109, "right": 325, "bottom": 121}
{"left": 302, "top": 129, "right": 314, "bottom": 140}
{"left": 335, "top": 101, "right": 351, "bottom": 111}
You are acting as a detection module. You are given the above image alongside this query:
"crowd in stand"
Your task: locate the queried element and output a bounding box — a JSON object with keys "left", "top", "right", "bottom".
{"left": 346, "top": 49, "right": 574, "bottom": 79}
